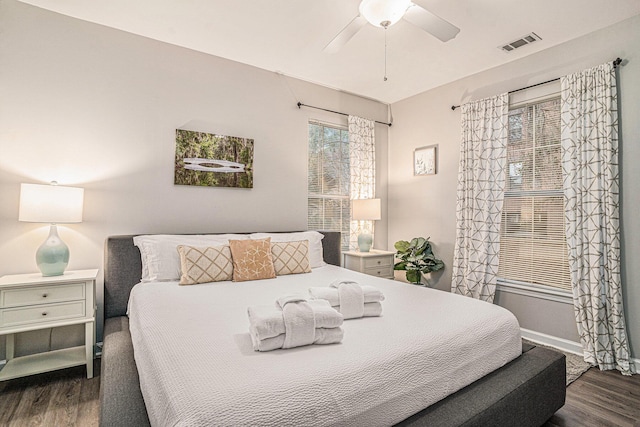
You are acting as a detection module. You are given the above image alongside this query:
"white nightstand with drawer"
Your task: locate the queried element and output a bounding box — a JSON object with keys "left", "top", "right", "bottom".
{"left": 0, "top": 269, "right": 98, "bottom": 381}
{"left": 342, "top": 250, "right": 395, "bottom": 279}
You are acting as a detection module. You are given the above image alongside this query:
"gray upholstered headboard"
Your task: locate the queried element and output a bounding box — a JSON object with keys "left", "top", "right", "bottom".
{"left": 103, "top": 231, "right": 342, "bottom": 320}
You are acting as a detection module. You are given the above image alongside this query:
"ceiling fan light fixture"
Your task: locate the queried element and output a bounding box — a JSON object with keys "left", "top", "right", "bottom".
{"left": 359, "top": 0, "right": 413, "bottom": 28}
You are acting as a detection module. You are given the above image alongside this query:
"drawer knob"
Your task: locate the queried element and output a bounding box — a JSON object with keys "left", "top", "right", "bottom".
{"left": 42, "top": 312, "right": 47, "bottom": 316}
{"left": 42, "top": 293, "right": 48, "bottom": 298}
{"left": 377, "top": 261, "right": 381, "bottom": 264}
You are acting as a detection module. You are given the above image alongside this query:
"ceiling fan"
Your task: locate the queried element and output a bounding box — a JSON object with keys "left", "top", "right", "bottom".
{"left": 324, "top": 0, "right": 460, "bottom": 53}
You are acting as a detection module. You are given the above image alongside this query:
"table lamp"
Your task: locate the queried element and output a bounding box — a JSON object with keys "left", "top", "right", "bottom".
{"left": 19, "top": 182, "right": 84, "bottom": 276}
{"left": 352, "top": 198, "right": 381, "bottom": 252}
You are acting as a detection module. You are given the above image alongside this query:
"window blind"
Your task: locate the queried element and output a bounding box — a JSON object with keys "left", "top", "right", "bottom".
{"left": 308, "top": 122, "right": 351, "bottom": 251}
{"left": 499, "top": 97, "right": 572, "bottom": 291}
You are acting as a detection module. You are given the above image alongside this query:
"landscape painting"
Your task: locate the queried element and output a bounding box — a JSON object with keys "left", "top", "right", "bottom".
{"left": 174, "top": 129, "right": 254, "bottom": 188}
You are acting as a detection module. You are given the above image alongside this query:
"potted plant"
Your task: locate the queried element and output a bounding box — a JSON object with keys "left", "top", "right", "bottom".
{"left": 394, "top": 237, "right": 444, "bottom": 286}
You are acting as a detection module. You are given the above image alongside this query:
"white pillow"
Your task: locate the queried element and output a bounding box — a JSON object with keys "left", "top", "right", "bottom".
{"left": 133, "top": 234, "right": 250, "bottom": 282}
{"left": 249, "top": 232, "right": 326, "bottom": 268}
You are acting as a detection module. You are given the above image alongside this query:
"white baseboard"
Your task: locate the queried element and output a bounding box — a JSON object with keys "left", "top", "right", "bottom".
{"left": 521, "top": 327, "right": 640, "bottom": 366}
{"left": 520, "top": 328, "right": 584, "bottom": 356}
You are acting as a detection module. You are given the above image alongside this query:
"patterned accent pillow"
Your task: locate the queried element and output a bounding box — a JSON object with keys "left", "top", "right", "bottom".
{"left": 228, "top": 238, "right": 276, "bottom": 282}
{"left": 249, "top": 232, "right": 326, "bottom": 268}
{"left": 271, "top": 240, "right": 311, "bottom": 276}
{"left": 177, "top": 245, "right": 234, "bottom": 285}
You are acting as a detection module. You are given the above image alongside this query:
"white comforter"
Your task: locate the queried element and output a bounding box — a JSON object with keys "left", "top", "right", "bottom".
{"left": 128, "top": 265, "right": 521, "bottom": 427}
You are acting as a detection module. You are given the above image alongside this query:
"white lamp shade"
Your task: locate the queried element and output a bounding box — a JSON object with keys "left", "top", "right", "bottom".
{"left": 352, "top": 198, "right": 381, "bottom": 221}
{"left": 359, "top": 0, "right": 413, "bottom": 27}
{"left": 19, "top": 183, "right": 84, "bottom": 224}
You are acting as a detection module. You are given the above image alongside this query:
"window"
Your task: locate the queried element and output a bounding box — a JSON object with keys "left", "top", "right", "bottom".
{"left": 498, "top": 97, "right": 571, "bottom": 292}
{"left": 307, "top": 121, "right": 351, "bottom": 251}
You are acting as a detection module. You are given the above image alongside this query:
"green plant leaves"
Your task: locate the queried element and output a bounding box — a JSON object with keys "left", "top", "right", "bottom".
{"left": 393, "top": 261, "right": 407, "bottom": 270}
{"left": 394, "top": 236, "right": 444, "bottom": 277}
{"left": 413, "top": 237, "right": 427, "bottom": 251}
{"left": 394, "top": 240, "right": 411, "bottom": 252}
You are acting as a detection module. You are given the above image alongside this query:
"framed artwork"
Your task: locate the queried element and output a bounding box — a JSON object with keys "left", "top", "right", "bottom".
{"left": 174, "top": 129, "right": 254, "bottom": 188}
{"left": 414, "top": 144, "right": 437, "bottom": 176}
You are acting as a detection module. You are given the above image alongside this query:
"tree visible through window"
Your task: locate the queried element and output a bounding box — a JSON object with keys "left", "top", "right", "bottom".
{"left": 498, "top": 97, "right": 571, "bottom": 291}
{"left": 308, "top": 122, "right": 351, "bottom": 251}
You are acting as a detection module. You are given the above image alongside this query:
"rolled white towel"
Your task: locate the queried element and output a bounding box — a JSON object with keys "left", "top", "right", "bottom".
{"left": 250, "top": 327, "right": 344, "bottom": 352}
{"left": 248, "top": 299, "right": 343, "bottom": 341}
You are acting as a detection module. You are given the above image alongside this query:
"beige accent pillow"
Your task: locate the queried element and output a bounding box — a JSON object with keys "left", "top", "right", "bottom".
{"left": 177, "top": 245, "right": 233, "bottom": 285}
{"left": 271, "top": 240, "right": 311, "bottom": 276}
{"left": 229, "top": 238, "right": 276, "bottom": 282}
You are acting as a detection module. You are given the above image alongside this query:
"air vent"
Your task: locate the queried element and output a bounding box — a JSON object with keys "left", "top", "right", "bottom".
{"left": 500, "top": 32, "right": 541, "bottom": 52}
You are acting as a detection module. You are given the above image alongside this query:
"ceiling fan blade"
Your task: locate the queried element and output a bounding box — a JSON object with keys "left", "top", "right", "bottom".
{"left": 402, "top": 4, "right": 460, "bottom": 42}
{"left": 324, "top": 15, "right": 368, "bottom": 53}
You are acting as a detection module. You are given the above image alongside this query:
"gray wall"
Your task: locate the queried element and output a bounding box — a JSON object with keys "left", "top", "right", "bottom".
{"left": 388, "top": 15, "right": 640, "bottom": 356}
{"left": 0, "top": 0, "right": 389, "bottom": 357}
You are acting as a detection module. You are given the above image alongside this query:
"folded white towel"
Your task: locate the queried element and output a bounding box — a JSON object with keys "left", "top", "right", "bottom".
{"left": 309, "top": 280, "right": 385, "bottom": 319}
{"left": 329, "top": 279, "right": 357, "bottom": 289}
{"left": 362, "top": 302, "right": 383, "bottom": 317}
{"left": 249, "top": 327, "right": 344, "bottom": 352}
{"left": 248, "top": 299, "right": 343, "bottom": 341}
{"left": 333, "top": 282, "right": 364, "bottom": 319}
{"left": 275, "top": 294, "right": 307, "bottom": 308}
{"left": 329, "top": 302, "right": 383, "bottom": 319}
{"left": 309, "top": 285, "right": 385, "bottom": 307}
{"left": 279, "top": 296, "right": 315, "bottom": 349}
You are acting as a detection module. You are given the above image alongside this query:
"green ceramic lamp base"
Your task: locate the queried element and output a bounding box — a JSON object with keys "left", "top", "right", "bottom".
{"left": 36, "top": 224, "right": 69, "bottom": 276}
{"left": 357, "top": 232, "right": 373, "bottom": 252}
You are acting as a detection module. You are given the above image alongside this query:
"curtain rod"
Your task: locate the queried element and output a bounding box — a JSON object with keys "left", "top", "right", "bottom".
{"left": 297, "top": 102, "right": 392, "bottom": 127}
{"left": 450, "top": 57, "right": 623, "bottom": 111}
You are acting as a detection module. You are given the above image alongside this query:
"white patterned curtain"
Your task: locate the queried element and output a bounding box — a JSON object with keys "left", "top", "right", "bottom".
{"left": 561, "top": 62, "right": 635, "bottom": 375}
{"left": 451, "top": 94, "right": 509, "bottom": 303}
{"left": 348, "top": 115, "right": 376, "bottom": 250}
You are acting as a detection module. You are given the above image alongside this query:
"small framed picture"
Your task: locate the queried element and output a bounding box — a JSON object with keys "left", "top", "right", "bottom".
{"left": 414, "top": 144, "right": 437, "bottom": 176}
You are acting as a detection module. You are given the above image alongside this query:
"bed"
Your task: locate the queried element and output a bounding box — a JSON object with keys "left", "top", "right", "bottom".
{"left": 100, "top": 231, "right": 566, "bottom": 427}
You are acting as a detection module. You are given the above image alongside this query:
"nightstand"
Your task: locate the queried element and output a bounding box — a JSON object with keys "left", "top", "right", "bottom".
{"left": 342, "top": 250, "right": 395, "bottom": 279}
{"left": 0, "top": 269, "right": 98, "bottom": 380}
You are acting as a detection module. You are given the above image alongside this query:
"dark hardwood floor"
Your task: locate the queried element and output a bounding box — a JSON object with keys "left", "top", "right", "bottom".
{"left": 545, "top": 368, "right": 640, "bottom": 427}
{"left": 0, "top": 360, "right": 638, "bottom": 426}
{"left": 0, "top": 360, "right": 100, "bottom": 427}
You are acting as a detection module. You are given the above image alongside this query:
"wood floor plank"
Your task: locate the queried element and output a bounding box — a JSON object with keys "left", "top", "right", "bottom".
{"left": 75, "top": 361, "right": 101, "bottom": 427}
{"left": 0, "top": 381, "right": 24, "bottom": 425}
{"left": 0, "top": 363, "right": 99, "bottom": 427}
{"left": 8, "top": 376, "right": 52, "bottom": 427}
{"left": 41, "top": 373, "right": 82, "bottom": 427}
{"left": 545, "top": 367, "right": 640, "bottom": 427}
{"left": 564, "top": 396, "right": 636, "bottom": 426}
{"left": 567, "top": 381, "right": 639, "bottom": 421}
{"left": 583, "top": 369, "right": 640, "bottom": 396}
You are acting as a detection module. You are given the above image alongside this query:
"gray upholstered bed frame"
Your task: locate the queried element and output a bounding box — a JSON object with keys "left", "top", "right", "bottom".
{"left": 100, "top": 232, "right": 566, "bottom": 427}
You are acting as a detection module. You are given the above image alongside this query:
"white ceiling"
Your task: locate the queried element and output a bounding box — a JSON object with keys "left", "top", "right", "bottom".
{"left": 19, "top": 0, "right": 640, "bottom": 104}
